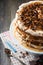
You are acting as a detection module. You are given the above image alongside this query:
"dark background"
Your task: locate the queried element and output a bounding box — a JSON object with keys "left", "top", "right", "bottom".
{"left": 0, "top": 0, "right": 33, "bottom": 65}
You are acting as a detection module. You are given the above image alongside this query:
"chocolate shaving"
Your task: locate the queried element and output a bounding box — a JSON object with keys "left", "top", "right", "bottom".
{"left": 18, "top": 2, "right": 43, "bottom": 31}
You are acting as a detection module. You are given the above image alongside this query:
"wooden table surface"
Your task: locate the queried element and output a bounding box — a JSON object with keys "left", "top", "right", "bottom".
{"left": 0, "top": 0, "right": 33, "bottom": 65}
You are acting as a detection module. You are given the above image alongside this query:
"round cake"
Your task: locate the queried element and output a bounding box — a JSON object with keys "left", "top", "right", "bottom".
{"left": 10, "top": 1, "right": 43, "bottom": 52}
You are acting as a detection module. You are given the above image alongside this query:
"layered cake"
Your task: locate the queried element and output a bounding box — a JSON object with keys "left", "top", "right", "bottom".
{"left": 10, "top": 1, "right": 43, "bottom": 52}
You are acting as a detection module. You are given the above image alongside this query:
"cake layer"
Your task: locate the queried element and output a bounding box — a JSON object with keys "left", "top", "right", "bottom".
{"left": 10, "top": 1, "right": 43, "bottom": 52}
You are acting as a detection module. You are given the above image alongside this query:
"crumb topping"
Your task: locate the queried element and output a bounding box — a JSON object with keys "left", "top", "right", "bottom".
{"left": 17, "top": 2, "right": 43, "bottom": 31}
